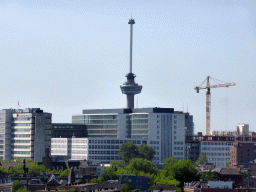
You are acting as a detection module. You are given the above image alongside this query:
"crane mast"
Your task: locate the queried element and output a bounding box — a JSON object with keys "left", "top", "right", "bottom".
{"left": 206, "top": 76, "right": 211, "bottom": 136}
{"left": 195, "top": 76, "right": 235, "bottom": 135}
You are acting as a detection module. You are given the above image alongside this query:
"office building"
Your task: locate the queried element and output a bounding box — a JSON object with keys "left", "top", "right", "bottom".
{"left": 51, "top": 137, "right": 153, "bottom": 164}
{"left": 72, "top": 107, "right": 188, "bottom": 161}
{"left": 0, "top": 108, "right": 51, "bottom": 162}
{"left": 186, "top": 126, "right": 256, "bottom": 168}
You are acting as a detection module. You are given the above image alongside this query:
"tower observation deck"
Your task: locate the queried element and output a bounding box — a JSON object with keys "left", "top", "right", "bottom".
{"left": 120, "top": 19, "right": 142, "bottom": 109}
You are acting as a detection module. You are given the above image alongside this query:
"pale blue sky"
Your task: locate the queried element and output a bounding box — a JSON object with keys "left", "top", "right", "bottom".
{"left": 0, "top": 0, "right": 255, "bottom": 134}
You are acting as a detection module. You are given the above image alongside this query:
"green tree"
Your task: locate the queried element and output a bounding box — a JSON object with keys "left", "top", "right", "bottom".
{"left": 12, "top": 181, "right": 23, "bottom": 192}
{"left": 225, "top": 162, "right": 229, "bottom": 168}
{"left": 0, "top": 166, "right": 7, "bottom": 177}
{"left": 119, "top": 142, "right": 139, "bottom": 164}
{"left": 124, "top": 158, "right": 158, "bottom": 175}
{"left": 8, "top": 165, "right": 24, "bottom": 177}
{"left": 131, "top": 189, "right": 140, "bottom": 192}
{"left": 121, "top": 177, "right": 133, "bottom": 192}
{"left": 16, "top": 189, "right": 29, "bottom": 192}
{"left": 162, "top": 156, "right": 178, "bottom": 164}
{"left": 15, "top": 158, "right": 34, "bottom": 163}
{"left": 27, "top": 164, "right": 47, "bottom": 176}
{"left": 59, "top": 169, "right": 70, "bottom": 177}
{"left": 138, "top": 144, "right": 156, "bottom": 161}
{"left": 110, "top": 161, "right": 126, "bottom": 170}
{"left": 90, "top": 178, "right": 103, "bottom": 184}
{"left": 200, "top": 171, "right": 222, "bottom": 181}
{"left": 162, "top": 159, "right": 198, "bottom": 187}
{"left": 99, "top": 167, "right": 118, "bottom": 181}
{"left": 119, "top": 142, "right": 156, "bottom": 163}
{"left": 239, "top": 171, "right": 251, "bottom": 178}
{"left": 196, "top": 152, "right": 207, "bottom": 164}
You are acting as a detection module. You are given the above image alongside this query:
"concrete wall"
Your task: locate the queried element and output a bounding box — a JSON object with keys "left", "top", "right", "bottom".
{"left": 117, "top": 113, "right": 129, "bottom": 138}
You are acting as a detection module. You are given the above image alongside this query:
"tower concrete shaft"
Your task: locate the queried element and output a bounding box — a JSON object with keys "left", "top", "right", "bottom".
{"left": 120, "top": 19, "right": 142, "bottom": 109}
{"left": 129, "top": 20, "right": 134, "bottom": 73}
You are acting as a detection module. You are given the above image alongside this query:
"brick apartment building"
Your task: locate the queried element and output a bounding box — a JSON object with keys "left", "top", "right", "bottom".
{"left": 229, "top": 142, "right": 256, "bottom": 168}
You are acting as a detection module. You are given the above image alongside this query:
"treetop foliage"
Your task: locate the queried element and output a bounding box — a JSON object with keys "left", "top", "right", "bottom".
{"left": 200, "top": 171, "right": 222, "bottom": 181}
{"left": 98, "top": 156, "right": 199, "bottom": 189}
{"left": 119, "top": 142, "right": 156, "bottom": 163}
{"left": 196, "top": 152, "right": 207, "bottom": 164}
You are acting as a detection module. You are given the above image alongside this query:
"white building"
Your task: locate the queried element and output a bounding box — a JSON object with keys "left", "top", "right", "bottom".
{"left": 72, "top": 108, "right": 190, "bottom": 162}
{"left": 0, "top": 108, "right": 51, "bottom": 162}
{"left": 51, "top": 137, "right": 160, "bottom": 164}
{"left": 200, "top": 141, "right": 233, "bottom": 168}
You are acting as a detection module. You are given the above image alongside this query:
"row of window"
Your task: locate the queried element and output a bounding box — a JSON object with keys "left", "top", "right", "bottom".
{"left": 72, "top": 145, "right": 87, "bottom": 149}
{"left": 11, "top": 140, "right": 30, "bottom": 143}
{"left": 51, "top": 145, "right": 68, "bottom": 149}
{"left": 12, "top": 123, "right": 31, "bottom": 127}
{"left": 207, "top": 157, "right": 229, "bottom": 161}
{"left": 72, "top": 150, "right": 87, "bottom": 154}
{"left": 12, "top": 129, "right": 31, "bottom": 132}
{"left": 174, "top": 141, "right": 184, "bottom": 145}
{"left": 11, "top": 146, "right": 30, "bottom": 149}
{"left": 174, "top": 147, "right": 184, "bottom": 150}
{"left": 12, "top": 134, "right": 31, "bottom": 138}
{"left": 89, "top": 145, "right": 120, "bottom": 149}
{"left": 89, "top": 156, "right": 121, "bottom": 160}
{"left": 204, "top": 152, "right": 229, "bottom": 156}
{"left": 202, "top": 142, "right": 233, "bottom": 146}
{"left": 173, "top": 152, "right": 183, "bottom": 155}
{"left": 89, "top": 140, "right": 145, "bottom": 144}
{"left": 89, "top": 151, "right": 119, "bottom": 155}
{"left": 73, "top": 115, "right": 118, "bottom": 120}
{"left": 13, "top": 117, "right": 31, "bottom": 121}
{"left": 149, "top": 141, "right": 160, "bottom": 144}
{"left": 51, "top": 139, "right": 67, "bottom": 143}
{"left": 12, "top": 151, "right": 30, "bottom": 154}
{"left": 51, "top": 150, "right": 67, "bottom": 154}
{"left": 202, "top": 147, "right": 230, "bottom": 151}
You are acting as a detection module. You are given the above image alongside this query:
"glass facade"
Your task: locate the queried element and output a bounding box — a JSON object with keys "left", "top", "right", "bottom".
{"left": 72, "top": 114, "right": 118, "bottom": 138}
{"left": 130, "top": 114, "right": 148, "bottom": 139}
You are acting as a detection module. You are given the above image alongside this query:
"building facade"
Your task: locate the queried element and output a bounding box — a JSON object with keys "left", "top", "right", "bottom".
{"left": 72, "top": 108, "right": 190, "bottom": 161}
{"left": 51, "top": 137, "right": 155, "bottom": 164}
{"left": 0, "top": 108, "right": 51, "bottom": 162}
{"left": 52, "top": 123, "right": 87, "bottom": 138}
{"left": 229, "top": 142, "right": 256, "bottom": 168}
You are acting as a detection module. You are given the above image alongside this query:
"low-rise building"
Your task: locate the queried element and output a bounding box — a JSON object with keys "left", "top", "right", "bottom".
{"left": 51, "top": 137, "right": 159, "bottom": 164}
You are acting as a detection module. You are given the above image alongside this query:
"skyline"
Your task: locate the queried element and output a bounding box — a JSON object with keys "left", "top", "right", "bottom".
{"left": 0, "top": 0, "right": 255, "bottom": 134}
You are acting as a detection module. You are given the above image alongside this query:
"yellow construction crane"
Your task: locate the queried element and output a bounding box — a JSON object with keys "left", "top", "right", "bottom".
{"left": 195, "top": 76, "right": 236, "bottom": 135}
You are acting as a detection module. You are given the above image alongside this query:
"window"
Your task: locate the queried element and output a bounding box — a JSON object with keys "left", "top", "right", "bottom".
{"left": 157, "top": 136, "right": 159, "bottom": 139}
{"left": 174, "top": 136, "right": 176, "bottom": 140}
{"left": 174, "top": 120, "right": 177, "bottom": 124}
{"left": 157, "top": 131, "right": 160, "bottom": 134}
{"left": 174, "top": 126, "right": 177, "bottom": 129}
{"left": 174, "top": 131, "right": 176, "bottom": 134}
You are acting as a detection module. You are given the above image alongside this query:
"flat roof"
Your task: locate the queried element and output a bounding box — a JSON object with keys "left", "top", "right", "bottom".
{"left": 82, "top": 107, "right": 174, "bottom": 114}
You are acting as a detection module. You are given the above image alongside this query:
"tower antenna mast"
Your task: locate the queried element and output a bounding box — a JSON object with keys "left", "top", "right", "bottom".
{"left": 120, "top": 18, "right": 142, "bottom": 109}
